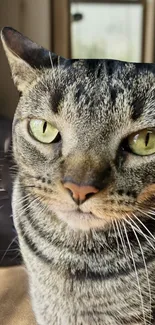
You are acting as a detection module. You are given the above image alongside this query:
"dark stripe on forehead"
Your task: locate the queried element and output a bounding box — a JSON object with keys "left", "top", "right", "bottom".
{"left": 131, "top": 96, "right": 145, "bottom": 120}
{"left": 50, "top": 88, "right": 63, "bottom": 114}
{"left": 110, "top": 87, "right": 117, "bottom": 106}
{"left": 105, "top": 60, "right": 117, "bottom": 76}
{"left": 85, "top": 59, "right": 101, "bottom": 72}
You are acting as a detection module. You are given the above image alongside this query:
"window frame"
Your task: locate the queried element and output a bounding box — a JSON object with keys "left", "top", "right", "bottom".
{"left": 71, "top": 0, "right": 144, "bottom": 4}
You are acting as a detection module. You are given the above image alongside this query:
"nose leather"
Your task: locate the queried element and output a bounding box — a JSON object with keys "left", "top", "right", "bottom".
{"left": 63, "top": 182, "right": 99, "bottom": 204}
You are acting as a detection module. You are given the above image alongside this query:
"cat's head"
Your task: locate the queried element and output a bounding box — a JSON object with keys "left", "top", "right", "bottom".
{"left": 2, "top": 27, "right": 155, "bottom": 231}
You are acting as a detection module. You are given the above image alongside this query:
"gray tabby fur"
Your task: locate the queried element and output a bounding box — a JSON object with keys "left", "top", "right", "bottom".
{"left": 1, "top": 27, "right": 155, "bottom": 325}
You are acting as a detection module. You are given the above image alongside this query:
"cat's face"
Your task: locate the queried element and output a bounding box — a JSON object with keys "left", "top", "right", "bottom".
{"left": 2, "top": 27, "right": 155, "bottom": 231}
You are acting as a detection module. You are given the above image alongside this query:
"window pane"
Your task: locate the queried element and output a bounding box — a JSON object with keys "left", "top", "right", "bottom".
{"left": 71, "top": 2, "right": 143, "bottom": 62}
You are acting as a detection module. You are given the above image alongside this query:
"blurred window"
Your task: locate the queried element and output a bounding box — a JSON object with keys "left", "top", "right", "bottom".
{"left": 70, "top": 0, "right": 145, "bottom": 62}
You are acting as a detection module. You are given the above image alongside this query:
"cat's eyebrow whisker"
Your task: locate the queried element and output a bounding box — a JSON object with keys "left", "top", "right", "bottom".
{"left": 49, "top": 51, "right": 58, "bottom": 85}
{"left": 49, "top": 51, "right": 54, "bottom": 70}
{"left": 122, "top": 220, "right": 147, "bottom": 325}
{"left": 58, "top": 56, "right": 61, "bottom": 84}
{"left": 126, "top": 214, "right": 152, "bottom": 324}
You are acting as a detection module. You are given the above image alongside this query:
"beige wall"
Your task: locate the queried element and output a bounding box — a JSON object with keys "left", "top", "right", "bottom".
{"left": 0, "top": 0, "right": 51, "bottom": 118}
{"left": 0, "top": 0, "right": 20, "bottom": 118}
{"left": 52, "top": 0, "right": 71, "bottom": 58}
{"left": 21, "top": 0, "right": 51, "bottom": 49}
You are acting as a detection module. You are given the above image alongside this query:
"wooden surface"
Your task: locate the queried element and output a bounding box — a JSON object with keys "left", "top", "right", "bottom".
{"left": 0, "top": 265, "right": 37, "bottom": 325}
{"left": 0, "top": 0, "right": 52, "bottom": 119}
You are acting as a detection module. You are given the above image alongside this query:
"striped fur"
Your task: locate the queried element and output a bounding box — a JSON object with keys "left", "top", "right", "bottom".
{"left": 2, "top": 28, "right": 155, "bottom": 325}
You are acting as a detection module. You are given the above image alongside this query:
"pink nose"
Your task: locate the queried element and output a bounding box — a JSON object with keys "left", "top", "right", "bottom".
{"left": 63, "top": 182, "right": 99, "bottom": 204}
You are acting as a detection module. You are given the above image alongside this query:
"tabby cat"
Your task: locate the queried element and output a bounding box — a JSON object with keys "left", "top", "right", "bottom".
{"left": 1, "top": 27, "right": 155, "bottom": 325}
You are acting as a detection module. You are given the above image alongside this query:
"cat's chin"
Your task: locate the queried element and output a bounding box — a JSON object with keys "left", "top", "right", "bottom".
{"left": 56, "top": 210, "right": 109, "bottom": 231}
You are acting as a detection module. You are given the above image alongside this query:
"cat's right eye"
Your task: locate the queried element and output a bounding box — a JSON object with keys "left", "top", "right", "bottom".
{"left": 29, "top": 119, "right": 60, "bottom": 144}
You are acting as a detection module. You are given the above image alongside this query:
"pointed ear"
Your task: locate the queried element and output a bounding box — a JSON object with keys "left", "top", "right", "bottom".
{"left": 1, "top": 27, "right": 63, "bottom": 92}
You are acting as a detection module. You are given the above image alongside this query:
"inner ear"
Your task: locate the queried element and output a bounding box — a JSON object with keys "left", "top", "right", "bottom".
{"left": 1, "top": 26, "right": 63, "bottom": 69}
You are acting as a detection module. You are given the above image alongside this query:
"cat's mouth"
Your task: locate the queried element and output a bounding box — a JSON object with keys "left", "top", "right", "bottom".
{"left": 33, "top": 186, "right": 134, "bottom": 230}
{"left": 58, "top": 207, "right": 98, "bottom": 220}
{"left": 56, "top": 205, "right": 130, "bottom": 231}
{"left": 57, "top": 208, "right": 106, "bottom": 230}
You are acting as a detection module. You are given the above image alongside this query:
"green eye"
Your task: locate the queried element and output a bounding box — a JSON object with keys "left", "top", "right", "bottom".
{"left": 128, "top": 129, "right": 155, "bottom": 156}
{"left": 29, "top": 119, "right": 59, "bottom": 144}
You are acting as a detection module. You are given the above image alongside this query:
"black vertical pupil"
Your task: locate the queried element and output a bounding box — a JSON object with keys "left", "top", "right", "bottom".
{"left": 145, "top": 132, "right": 150, "bottom": 147}
{"left": 43, "top": 122, "right": 47, "bottom": 133}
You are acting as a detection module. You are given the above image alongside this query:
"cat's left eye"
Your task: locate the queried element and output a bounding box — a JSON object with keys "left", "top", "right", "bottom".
{"left": 29, "top": 119, "right": 60, "bottom": 144}
{"left": 128, "top": 129, "right": 155, "bottom": 156}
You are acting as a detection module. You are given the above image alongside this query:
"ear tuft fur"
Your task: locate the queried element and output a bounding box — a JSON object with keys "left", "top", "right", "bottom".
{"left": 1, "top": 27, "right": 64, "bottom": 92}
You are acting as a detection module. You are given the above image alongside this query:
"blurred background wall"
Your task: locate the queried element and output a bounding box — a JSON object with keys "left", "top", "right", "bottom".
{"left": 0, "top": 0, "right": 69, "bottom": 118}
{"left": 0, "top": 0, "right": 155, "bottom": 119}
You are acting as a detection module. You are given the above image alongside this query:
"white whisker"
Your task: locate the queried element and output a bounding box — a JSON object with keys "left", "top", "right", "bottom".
{"left": 112, "top": 220, "right": 120, "bottom": 255}
{"left": 126, "top": 214, "right": 152, "bottom": 323}
{"left": 122, "top": 220, "right": 147, "bottom": 325}
{"left": 0, "top": 236, "right": 19, "bottom": 264}
{"left": 132, "top": 212, "right": 155, "bottom": 244}
{"left": 125, "top": 216, "right": 155, "bottom": 256}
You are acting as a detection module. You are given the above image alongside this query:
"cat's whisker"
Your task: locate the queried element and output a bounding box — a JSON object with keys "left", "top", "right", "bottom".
{"left": 49, "top": 51, "right": 59, "bottom": 86}
{"left": 146, "top": 209, "right": 155, "bottom": 216}
{"left": 49, "top": 51, "right": 54, "bottom": 70}
{"left": 122, "top": 220, "right": 147, "bottom": 325}
{"left": 113, "top": 218, "right": 127, "bottom": 259}
{"left": 0, "top": 248, "right": 19, "bottom": 252}
{"left": 20, "top": 205, "right": 49, "bottom": 243}
{"left": 58, "top": 56, "right": 62, "bottom": 84}
{"left": 0, "top": 236, "right": 19, "bottom": 264}
{"left": 13, "top": 190, "right": 35, "bottom": 204}
{"left": 111, "top": 220, "right": 120, "bottom": 255}
{"left": 132, "top": 212, "right": 155, "bottom": 244}
{"left": 137, "top": 207, "right": 153, "bottom": 217}
{"left": 117, "top": 219, "right": 130, "bottom": 261}
{"left": 10, "top": 251, "right": 22, "bottom": 263}
{"left": 13, "top": 194, "right": 40, "bottom": 216}
{"left": 137, "top": 207, "right": 155, "bottom": 219}
{"left": 125, "top": 214, "right": 152, "bottom": 324}
{"left": 18, "top": 196, "right": 41, "bottom": 215}
{"left": 125, "top": 215, "right": 155, "bottom": 252}
{"left": 142, "top": 208, "right": 155, "bottom": 220}
{"left": 22, "top": 192, "right": 49, "bottom": 218}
